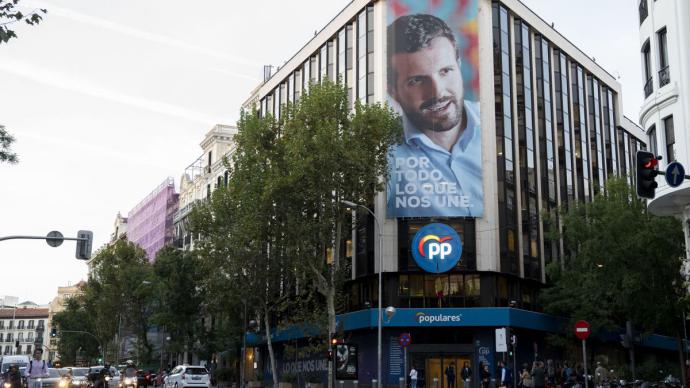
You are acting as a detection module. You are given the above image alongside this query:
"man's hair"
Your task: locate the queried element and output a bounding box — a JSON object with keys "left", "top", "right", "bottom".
{"left": 35, "top": 348, "right": 43, "bottom": 354}
{"left": 387, "top": 14, "right": 458, "bottom": 86}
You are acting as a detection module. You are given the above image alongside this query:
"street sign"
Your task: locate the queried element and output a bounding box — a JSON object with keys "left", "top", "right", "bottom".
{"left": 399, "top": 332, "right": 411, "bottom": 347}
{"left": 575, "top": 320, "right": 590, "bottom": 340}
{"left": 46, "top": 231, "right": 64, "bottom": 247}
{"left": 665, "top": 161, "right": 685, "bottom": 188}
{"left": 495, "top": 327, "right": 507, "bottom": 352}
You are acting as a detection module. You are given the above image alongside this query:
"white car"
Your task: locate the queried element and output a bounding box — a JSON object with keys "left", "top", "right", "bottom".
{"left": 164, "top": 366, "right": 210, "bottom": 388}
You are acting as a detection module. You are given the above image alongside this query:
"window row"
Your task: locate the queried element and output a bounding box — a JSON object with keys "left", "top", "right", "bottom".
{"left": 2, "top": 344, "right": 32, "bottom": 355}
{"left": 492, "top": 3, "right": 645, "bottom": 279}
{"left": 259, "top": 5, "right": 375, "bottom": 120}
{"left": 0, "top": 320, "right": 44, "bottom": 329}
{"left": 642, "top": 26, "right": 669, "bottom": 98}
{"left": 0, "top": 332, "right": 36, "bottom": 342}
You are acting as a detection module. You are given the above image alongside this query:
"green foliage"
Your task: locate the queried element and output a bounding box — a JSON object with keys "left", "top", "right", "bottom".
{"left": 0, "top": 1, "right": 47, "bottom": 44}
{"left": 86, "top": 240, "right": 154, "bottom": 363}
{"left": 150, "top": 247, "right": 204, "bottom": 356}
{"left": 0, "top": 125, "right": 18, "bottom": 163}
{"left": 541, "top": 178, "right": 686, "bottom": 336}
{"left": 52, "top": 297, "right": 100, "bottom": 365}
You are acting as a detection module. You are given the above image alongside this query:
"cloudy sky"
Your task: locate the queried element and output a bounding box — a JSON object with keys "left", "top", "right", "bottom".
{"left": 0, "top": 0, "right": 641, "bottom": 305}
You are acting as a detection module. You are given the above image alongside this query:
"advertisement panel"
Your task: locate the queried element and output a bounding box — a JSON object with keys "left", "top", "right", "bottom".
{"left": 335, "top": 343, "right": 358, "bottom": 380}
{"left": 386, "top": 0, "right": 482, "bottom": 218}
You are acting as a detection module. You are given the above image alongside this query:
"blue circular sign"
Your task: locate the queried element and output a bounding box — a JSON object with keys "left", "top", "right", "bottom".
{"left": 411, "top": 223, "right": 462, "bottom": 273}
{"left": 665, "top": 161, "right": 686, "bottom": 188}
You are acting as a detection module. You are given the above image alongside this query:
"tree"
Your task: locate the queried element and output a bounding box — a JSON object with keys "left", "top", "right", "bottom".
{"left": 278, "top": 80, "right": 401, "bottom": 387}
{"left": 541, "top": 177, "right": 687, "bottom": 374}
{"left": 0, "top": 1, "right": 46, "bottom": 44}
{"left": 87, "top": 240, "right": 155, "bottom": 364}
{"left": 191, "top": 108, "right": 290, "bottom": 388}
{"left": 52, "top": 297, "right": 100, "bottom": 365}
{"left": 150, "top": 247, "right": 205, "bottom": 364}
{"left": 0, "top": 125, "right": 18, "bottom": 163}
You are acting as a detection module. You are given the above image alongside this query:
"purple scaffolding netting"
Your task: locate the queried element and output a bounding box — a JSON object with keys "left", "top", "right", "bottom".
{"left": 127, "top": 177, "right": 179, "bottom": 262}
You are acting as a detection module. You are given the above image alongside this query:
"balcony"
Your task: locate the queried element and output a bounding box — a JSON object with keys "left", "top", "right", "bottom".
{"left": 644, "top": 77, "right": 653, "bottom": 98}
{"left": 659, "top": 66, "right": 670, "bottom": 87}
{"left": 639, "top": 0, "right": 648, "bottom": 24}
{"left": 173, "top": 199, "right": 201, "bottom": 224}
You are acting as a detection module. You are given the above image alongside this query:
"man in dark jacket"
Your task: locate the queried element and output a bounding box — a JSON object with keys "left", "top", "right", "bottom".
{"left": 461, "top": 362, "right": 472, "bottom": 388}
{"left": 5, "top": 365, "right": 23, "bottom": 388}
{"left": 531, "top": 361, "right": 546, "bottom": 388}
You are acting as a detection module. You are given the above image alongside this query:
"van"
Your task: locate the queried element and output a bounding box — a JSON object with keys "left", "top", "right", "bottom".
{"left": 1, "top": 355, "right": 31, "bottom": 375}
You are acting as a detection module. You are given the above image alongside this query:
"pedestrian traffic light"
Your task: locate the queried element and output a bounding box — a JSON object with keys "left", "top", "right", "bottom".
{"left": 75, "top": 230, "right": 93, "bottom": 260}
{"left": 636, "top": 150, "right": 660, "bottom": 199}
{"left": 15, "top": 340, "right": 19, "bottom": 348}
{"left": 326, "top": 349, "right": 334, "bottom": 361}
{"left": 50, "top": 328, "right": 57, "bottom": 337}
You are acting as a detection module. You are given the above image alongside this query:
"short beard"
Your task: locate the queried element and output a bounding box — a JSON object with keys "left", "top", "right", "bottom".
{"left": 406, "top": 97, "right": 462, "bottom": 133}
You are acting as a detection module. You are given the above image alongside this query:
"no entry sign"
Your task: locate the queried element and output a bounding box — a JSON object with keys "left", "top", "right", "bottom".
{"left": 575, "top": 320, "right": 590, "bottom": 340}
{"left": 399, "top": 332, "right": 412, "bottom": 347}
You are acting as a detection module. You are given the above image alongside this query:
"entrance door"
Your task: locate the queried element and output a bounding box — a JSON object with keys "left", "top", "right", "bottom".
{"left": 425, "top": 356, "right": 471, "bottom": 388}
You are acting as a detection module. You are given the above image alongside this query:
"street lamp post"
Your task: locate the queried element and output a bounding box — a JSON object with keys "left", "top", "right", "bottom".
{"left": 341, "top": 200, "right": 383, "bottom": 388}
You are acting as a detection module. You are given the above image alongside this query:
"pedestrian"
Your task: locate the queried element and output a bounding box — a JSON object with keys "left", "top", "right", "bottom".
{"left": 446, "top": 363, "right": 457, "bottom": 388}
{"left": 27, "top": 348, "right": 49, "bottom": 388}
{"left": 461, "top": 361, "right": 472, "bottom": 388}
{"left": 547, "top": 360, "right": 555, "bottom": 388}
{"left": 480, "top": 363, "right": 491, "bottom": 388}
{"left": 5, "top": 365, "right": 23, "bottom": 388}
{"left": 520, "top": 364, "right": 533, "bottom": 388}
{"left": 410, "top": 365, "right": 418, "bottom": 388}
{"left": 594, "top": 362, "right": 607, "bottom": 387}
{"left": 532, "top": 361, "right": 546, "bottom": 388}
{"left": 497, "top": 361, "right": 511, "bottom": 388}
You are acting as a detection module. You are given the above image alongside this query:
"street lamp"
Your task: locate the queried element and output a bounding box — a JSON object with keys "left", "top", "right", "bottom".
{"left": 341, "top": 200, "right": 384, "bottom": 388}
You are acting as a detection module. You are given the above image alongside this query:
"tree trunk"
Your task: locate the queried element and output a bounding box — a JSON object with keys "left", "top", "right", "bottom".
{"left": 264, "top": 304, "right": 279, "bottom": 388}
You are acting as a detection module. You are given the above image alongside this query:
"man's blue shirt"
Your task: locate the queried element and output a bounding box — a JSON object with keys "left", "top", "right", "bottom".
{"left": 387, "top": 100, "right": 483, "bottom": 218}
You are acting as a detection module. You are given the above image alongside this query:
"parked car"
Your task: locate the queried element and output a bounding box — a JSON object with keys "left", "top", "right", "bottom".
{"left": 163, "top": 366, "right": 209, "bottom": 388}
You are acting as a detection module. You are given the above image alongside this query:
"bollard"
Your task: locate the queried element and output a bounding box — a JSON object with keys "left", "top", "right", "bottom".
{"left": 399, "top": 377, "right": 405, "bottom": 388}
{"left": 353, "top": 381, "right": 358, "bottom": 388}
{"left": 373, "top": 379, "right": 378, "bottom": 388}
{"left": 433, "top": 378, "right": 439, "bottom": 388}
{"left": 339, "top": 381, "right": 345, "bottom": 388}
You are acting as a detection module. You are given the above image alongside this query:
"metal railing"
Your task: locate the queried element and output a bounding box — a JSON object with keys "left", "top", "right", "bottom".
{"left": 644, "top": 77, "right": 653, "bottom": 98}
{"left": 659, "top": 66, "right": 670, "bottom": 87}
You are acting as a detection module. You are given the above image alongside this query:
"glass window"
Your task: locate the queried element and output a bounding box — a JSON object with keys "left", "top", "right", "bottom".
{"left": 399, "top": 274, "right": 409, "bottom": 296}
{"left": 642, "top": 40, "right": 652, "bottom": 97}
{"left": 664, "top": 115, "right": 675, "bottom": 161}
{"left": 648, "top": 125, "right": 658, "bottom": 156}
{"left": 409, "top": 275, "right": 424, "bottom": 297}
{"left": 658, "top": 28, "right": 670, "bottom": 87}
{"left": 639, "top": 0, "right": 648, "bottom": 24}
{"left": 357, "top": 10, "right": 367, "bottom": 101}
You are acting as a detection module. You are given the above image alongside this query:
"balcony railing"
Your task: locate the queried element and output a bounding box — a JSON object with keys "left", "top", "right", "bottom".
{"left": 639, "top": 0, "right": 648, "bottom": 24}
{"left": 644, "top": 77, "right": 653, "bottom": 98}
{"left": 659, "top": 66, "right": 670, "bottom": 87}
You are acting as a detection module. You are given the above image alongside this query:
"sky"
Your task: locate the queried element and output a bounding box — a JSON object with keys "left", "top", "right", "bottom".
{"left": 0, "top": 0, "right": 642, "bottom": 305}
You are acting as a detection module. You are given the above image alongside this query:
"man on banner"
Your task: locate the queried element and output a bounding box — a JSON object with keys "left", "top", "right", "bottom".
{"left": 387, "top": 12, "right": 483, "bottom": 218}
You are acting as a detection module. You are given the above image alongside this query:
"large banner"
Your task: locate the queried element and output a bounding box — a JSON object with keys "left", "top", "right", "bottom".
{"left": 386, "top": 0, "right": 482, "bottom": 218}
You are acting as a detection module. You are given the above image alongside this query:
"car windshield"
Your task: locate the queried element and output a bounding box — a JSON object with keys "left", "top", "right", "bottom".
{"left": 72, "top": 369, "right": 89, "bottom": 377}
{"left": 49, "top": 369, "right": 62, "bottom": 378}
{"left": 186, "top": 368, "right": 207, "bottom": 375}
{"left": 2, "top": 363, "right": 28, "bottom": 373}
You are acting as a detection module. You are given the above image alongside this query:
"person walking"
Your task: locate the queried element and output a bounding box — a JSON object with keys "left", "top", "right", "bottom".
{"left": 446, "top": 364, "right": 457, "bottom": 388}
{"left": 520, "top": 364, "right": 533, "bottom": 388}
{"left": 461, "top": 362, "right": 472, "bottom": 388}
{"left": 410, "top": 365, "right": 418, "bottom": 388}
{"left": 27, "top": 349, "right": 49, "bottom": 388}
{"left": 532, "top": 362, "right": 546, "bottom": 388}
{"left": 480, "top": 363, "right": 491, "bottom": 388}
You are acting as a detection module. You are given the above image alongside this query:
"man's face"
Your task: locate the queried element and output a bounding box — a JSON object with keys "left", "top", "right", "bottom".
{"left": 34, "top": 350, "right": 41, "bottom": 359}
{"left": 390, "top": 36, "right": 464, "bottom": 133}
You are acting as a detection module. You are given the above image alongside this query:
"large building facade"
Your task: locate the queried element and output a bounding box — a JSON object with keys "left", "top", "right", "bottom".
{"left": 127, "top": 178, "right": 179, "bottom": 262}
{"left": 637, "top": 0, "right": 690, "bottom": 259}
{"left": 0, "top": 305, "right": 50, "bottom": 360}
{"left": 241, "top": 0, "right": 651, "bottom": 386}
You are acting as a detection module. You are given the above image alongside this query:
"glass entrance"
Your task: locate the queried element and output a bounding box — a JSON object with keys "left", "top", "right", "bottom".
{"left": 425, "top": 356, "right": 471, "bottom": 388}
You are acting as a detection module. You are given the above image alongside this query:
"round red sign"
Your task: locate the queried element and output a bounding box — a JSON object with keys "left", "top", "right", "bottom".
{"left": 399, "top": 332, "right": 412, "bottom": 347}
{"left": 574, "top": 320, "right": 590, "bottom": 340}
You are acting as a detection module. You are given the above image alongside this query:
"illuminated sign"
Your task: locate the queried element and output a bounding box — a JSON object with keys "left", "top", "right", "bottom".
{"left": 411, "top": 223, "right": 462, "bottom": 273}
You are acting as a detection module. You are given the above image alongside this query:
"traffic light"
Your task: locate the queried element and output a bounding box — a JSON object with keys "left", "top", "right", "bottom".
{"left": 50, "top": 327, "right": 57, "bottom": 337}
{"left": 330, "top": 334, "right": 338, "bottom": 346}
{"left": 75, "top": 230, "right": 93, "bottom": 260}
{"left": 636, "top": 150, "right": 660, "bottom": 199}
{"left": 326, "top": 349, "right": 334, "bottom": 361}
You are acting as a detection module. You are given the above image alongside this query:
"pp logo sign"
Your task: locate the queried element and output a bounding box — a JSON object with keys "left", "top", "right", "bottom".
{"left": 411, "top": 223, "right": 462, "bottom": 273}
